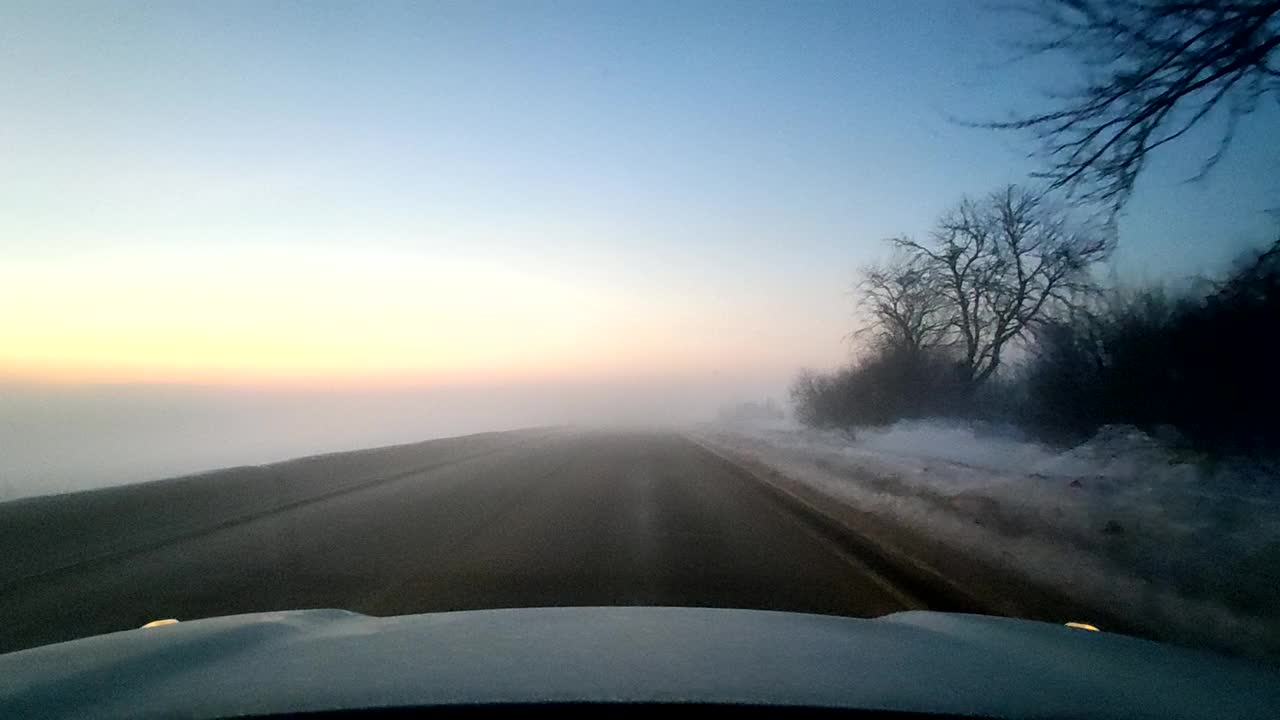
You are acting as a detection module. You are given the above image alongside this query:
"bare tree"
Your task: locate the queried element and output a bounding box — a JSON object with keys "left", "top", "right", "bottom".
{"left": 856, "top": 253, "right": 948, "bottom": 356}
{"left": 987, "top": 1, "right": 1280, "bottom": 208}
{"left": 878, "top": 186, "right": 1112, "bottom": 388}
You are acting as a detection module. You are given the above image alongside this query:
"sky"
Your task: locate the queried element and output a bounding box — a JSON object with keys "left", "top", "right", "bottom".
{"left": 1, "top": 1, "right": 1277, "bottom": 492}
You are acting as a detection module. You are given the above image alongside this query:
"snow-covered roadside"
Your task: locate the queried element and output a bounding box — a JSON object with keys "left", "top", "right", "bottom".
{"left": 693, "top": 419, "right": 1280, "bottom": 661}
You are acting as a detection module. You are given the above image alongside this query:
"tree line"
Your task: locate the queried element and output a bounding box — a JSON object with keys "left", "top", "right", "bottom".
{"left": 790, "top": 2, "right": 1280, "bottom": 454}
{"left": 792, "top": 192, "right": 1280, "bottom": 454}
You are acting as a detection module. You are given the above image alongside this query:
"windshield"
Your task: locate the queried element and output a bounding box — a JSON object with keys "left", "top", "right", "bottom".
{"left": 2, "top": 0, "right": 1278, "bottom": 671}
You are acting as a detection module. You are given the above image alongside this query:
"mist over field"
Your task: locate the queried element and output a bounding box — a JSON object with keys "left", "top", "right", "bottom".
{"left": 0, "top": 377, "right": 783, "bottom": 500}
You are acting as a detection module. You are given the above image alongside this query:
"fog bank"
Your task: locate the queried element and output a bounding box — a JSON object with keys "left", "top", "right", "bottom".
{"left": 0, "top": 378, "right": 783, "bottom": 501}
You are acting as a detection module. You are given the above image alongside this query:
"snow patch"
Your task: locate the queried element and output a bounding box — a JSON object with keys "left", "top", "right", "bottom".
{"left": 696, "top": 418, "right": 1280, "bottom": 661}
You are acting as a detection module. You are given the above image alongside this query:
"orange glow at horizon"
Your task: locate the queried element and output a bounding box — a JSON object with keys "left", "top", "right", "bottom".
{"left": 1, "top": 250, "right": 831, "bottom": 386}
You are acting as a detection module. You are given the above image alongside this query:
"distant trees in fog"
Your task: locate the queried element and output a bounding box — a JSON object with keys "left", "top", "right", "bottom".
{"left": 870, "top": 186, "right": 1113, "bottom": 391}
{"left": 796, "top": 184, "right": 1113, "bottom": 430}
{"left": 986, "top": 0, "right": 1280, "bottom": 210}
{"left": 790, "top": 346, "right": 968, "bottom": 428}
{"left": 717, "top": 399, "right": 785, "bottom": 424}
{"left": 794, "top": 232, "right": 1280, "bottom": 454}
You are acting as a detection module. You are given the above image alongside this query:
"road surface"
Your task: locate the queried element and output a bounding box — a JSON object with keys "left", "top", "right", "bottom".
{"left": 1, "top": 430, "right": 961, "bottom": 653}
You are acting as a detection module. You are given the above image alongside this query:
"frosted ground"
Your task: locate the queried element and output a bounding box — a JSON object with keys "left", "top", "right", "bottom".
{"left": 697, "top": 419, "right": 1280, "bottom": 661}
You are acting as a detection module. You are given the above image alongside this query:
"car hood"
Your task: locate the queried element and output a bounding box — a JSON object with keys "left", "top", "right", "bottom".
{"left": 1, "top": 606, "right": 1277, "bottom": 719}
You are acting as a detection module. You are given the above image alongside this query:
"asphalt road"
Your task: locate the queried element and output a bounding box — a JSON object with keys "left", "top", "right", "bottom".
{"left": 2, "top": 430, "right": 934, "bottom": 653}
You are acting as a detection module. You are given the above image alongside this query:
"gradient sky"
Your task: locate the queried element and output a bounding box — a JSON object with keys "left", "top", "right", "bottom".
{"left": 3, "top": 0, "right": 1278, "bottom": 387}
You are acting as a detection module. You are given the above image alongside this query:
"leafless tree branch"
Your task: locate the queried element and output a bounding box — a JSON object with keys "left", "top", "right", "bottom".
{"left": 980, "top": 0, "right": 1280, "bottom": 209}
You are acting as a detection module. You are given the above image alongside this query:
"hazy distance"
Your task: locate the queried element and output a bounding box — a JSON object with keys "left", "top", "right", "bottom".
{"left": 2, "top": 1, "right": 1276, "bottom": 498}
{"left": 0, "top": 375, "right": 789, "bottom": 499}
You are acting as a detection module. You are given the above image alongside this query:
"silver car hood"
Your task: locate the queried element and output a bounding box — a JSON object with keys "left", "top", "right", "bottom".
{"left": 1, "top": 607, "right": 1277, "bottom": 719}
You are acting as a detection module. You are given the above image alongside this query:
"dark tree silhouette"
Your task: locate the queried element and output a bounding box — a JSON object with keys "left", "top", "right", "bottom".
{"left": 989, "top": 1, "right": 1280, "bottom": 208}
{"left": 857, "top": 253, "right": 948, "bottom": 357}
{"left": 878, "top": 186, "right": 1112, "bottom": 389}
{"left": 1023, "top": 235, "right": 1280, "bottom": 452}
